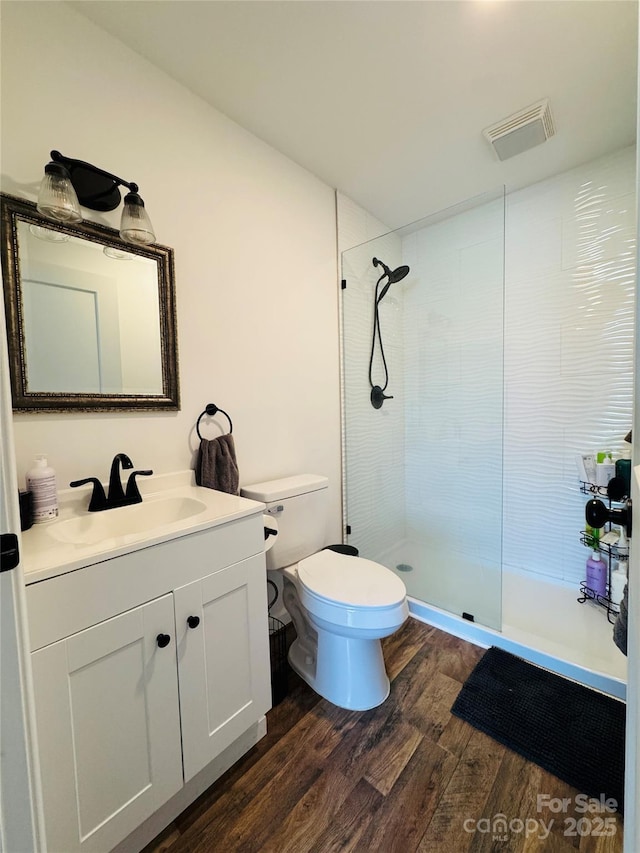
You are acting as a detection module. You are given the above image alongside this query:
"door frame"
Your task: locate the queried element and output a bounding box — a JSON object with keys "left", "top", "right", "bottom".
{"left": 0, "top": 281, "right": 44, "bottom": 852}
{"left": 625, "top": 38, "right": 640, "bottom": 844}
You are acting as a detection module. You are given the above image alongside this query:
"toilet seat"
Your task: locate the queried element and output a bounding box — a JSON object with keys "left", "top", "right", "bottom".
{"left": 297, "top": 551, "right": 406, "bottom": 608}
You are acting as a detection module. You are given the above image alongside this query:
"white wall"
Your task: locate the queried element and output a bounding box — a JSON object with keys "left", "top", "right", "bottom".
{"left": 1, "top": 2, "right": 342, "bottom": 542}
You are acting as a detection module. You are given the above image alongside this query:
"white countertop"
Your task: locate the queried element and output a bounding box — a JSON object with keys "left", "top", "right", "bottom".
{"left": 22, "top": 471, "right": 266, "bottom": 585}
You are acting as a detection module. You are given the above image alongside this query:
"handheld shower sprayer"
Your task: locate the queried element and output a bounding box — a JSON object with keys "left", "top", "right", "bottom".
{"left": 368, "top": 257, "right": 410, "bottom": 409}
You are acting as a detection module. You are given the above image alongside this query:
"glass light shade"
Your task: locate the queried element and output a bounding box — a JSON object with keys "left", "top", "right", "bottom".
{"left": 120, "top": 193, "right": 155, "bottom": 245}
{"left": 36, "top": 165, "right": 82, "bottom": 223}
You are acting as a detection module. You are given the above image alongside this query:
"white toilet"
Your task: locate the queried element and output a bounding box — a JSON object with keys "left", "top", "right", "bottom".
{"left": 241, "top": 474, "right": 408, "bottom": 711}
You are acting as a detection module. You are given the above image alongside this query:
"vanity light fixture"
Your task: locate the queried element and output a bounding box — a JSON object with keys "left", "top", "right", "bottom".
{"left": 36, "top": 150, "right": 155, "bottom": 245}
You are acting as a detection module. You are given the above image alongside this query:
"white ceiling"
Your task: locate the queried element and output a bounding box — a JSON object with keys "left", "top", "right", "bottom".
{"left": 71, "top": 0, "right": 638, "bottom": 229}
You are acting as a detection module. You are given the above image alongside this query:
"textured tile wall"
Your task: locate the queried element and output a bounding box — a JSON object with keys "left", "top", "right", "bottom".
{"left": 402, "top": 197, "right": 505, "bottom": 574}
{"left": 502, "top": 147, "right": 635, "bottom": 584}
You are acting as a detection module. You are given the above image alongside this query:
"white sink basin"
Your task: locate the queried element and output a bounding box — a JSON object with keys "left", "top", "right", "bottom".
{"left": 48, "top": 496, "right": 208, "bottom": 546}
{"left": 22, "top": 472, "right": 267, "bottom": 584}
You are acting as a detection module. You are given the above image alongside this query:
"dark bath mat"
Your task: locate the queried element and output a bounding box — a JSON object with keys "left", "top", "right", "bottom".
{"left": 451, "top": 647, "right": 625, "bottom": 811}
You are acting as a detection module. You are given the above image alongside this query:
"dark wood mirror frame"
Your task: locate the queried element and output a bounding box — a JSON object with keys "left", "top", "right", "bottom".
{"left": 1, "top": 193, "right": 180, "bottom": 412}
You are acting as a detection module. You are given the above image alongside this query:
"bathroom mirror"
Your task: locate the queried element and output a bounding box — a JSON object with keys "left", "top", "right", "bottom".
{"left": 1, "top": 193, "right": 180, "bottom": 411}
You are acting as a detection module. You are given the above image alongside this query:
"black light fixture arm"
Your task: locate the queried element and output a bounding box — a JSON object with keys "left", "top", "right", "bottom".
{"left": 50, "top": 150, "right": 137, "bottom": 193}
{"left": 47, "top": 149, "right": 148, "bottom": 215}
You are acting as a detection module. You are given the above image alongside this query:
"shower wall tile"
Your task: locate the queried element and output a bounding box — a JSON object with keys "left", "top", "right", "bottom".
{"left": 505, "top": 216, "right": 563, "bottom": 284}
{"left": 459, "top": 238, "right": 503, "bottom": 290}
{"left": 561, "top": 192, "right": 636, "bottom": 270}
{"left": 452, "top": 203, "right": 503, "bottom": 247}
{"left": 503, "top": 146, "right": 635, "bottom": 585}
{"left": 402, "top": 196, "right": 504, "bottom": 573}
{"left": 336, "top": 191, "right": 392, "bottom": 254}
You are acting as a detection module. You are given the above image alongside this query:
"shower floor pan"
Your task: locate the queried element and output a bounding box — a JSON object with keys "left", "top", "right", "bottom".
{"left": 378, "top": 540, "right": 626, "bottom": 699}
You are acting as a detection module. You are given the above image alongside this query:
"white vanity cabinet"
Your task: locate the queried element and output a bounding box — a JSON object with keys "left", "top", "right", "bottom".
{"left": 24, "top": 510, "right": 271, "bottom": 853}
{"left": 31, "top": 594, "right": 184, "bottom": 853}
{"left": 174, "top": 554, "right": 271, "bottom": 782}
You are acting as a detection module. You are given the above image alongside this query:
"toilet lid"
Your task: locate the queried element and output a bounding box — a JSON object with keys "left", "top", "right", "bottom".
{"left": 297, "top": 551, "right": 406, "bottom": 607}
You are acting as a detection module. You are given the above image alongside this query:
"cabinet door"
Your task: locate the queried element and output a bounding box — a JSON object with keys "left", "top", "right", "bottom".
{"left": 31, "top": 594, "right": 183, "bottom": 853}
{"left": 175, "top": 554, "right": 272, "bottom": 782}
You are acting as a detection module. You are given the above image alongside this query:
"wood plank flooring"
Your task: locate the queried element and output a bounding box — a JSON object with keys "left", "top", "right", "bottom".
{"left": 144, "top": 618, "right": 624, "bottom": 853}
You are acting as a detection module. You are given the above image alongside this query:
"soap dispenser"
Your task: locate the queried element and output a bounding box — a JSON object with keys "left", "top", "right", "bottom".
{"left": 26, "top": 455, "right": 58, "bottom": 523}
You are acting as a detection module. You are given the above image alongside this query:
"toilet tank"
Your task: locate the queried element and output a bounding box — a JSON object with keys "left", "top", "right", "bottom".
{"left": 241, "top": 474, "right": 329, "bottom": 570}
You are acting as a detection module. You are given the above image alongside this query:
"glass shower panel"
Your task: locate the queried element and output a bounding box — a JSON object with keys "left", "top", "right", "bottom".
{"left": 341, "top": 231, "right": 406, "bottom": 567}
{"left": 342, "top": 191, "right": 505, "bottom": 630}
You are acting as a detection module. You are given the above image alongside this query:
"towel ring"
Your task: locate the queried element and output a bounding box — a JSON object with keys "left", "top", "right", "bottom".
{"left": 196, "top": 403, "right": 233, "bottom": 440}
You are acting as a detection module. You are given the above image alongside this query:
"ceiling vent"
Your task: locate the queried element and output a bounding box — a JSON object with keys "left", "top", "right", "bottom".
{"left": 483, "top": 99, "right": 555, "bottom": 161}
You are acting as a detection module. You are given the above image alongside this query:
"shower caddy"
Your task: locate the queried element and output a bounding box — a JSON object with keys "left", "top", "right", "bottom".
{"left": 578, "top": 481, "right": 626, "bottom": 624}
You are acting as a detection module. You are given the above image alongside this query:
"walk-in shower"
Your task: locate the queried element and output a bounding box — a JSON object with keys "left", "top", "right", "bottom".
{"left": 340, "top": 146, "right": 635, "bottom": 696}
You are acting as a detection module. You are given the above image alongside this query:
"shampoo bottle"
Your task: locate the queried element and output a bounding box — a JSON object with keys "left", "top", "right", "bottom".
{"left": 610, "top": 559, "right": 628, "bottom": 611}
{"left": 586, "top": 550, "right": 606, "bottom": 597}
{"left": 26, "top": 455, "right": 58, "bottom": 523}
{"left": 615, "top": 442, "right": 632, "bottom": 496}
{"left": 585, "top": 523, "right": 600, "bottom": 550}
{"left": 616, "top": 526, "right": 629, "bottom": 561}
{"left": 596, "top": 452, "right": 615, "bottom": 488}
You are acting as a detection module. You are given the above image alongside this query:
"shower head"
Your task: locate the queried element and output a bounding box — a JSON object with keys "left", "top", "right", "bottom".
{"left": 372, "top": 257, "right": 410, "bottom": 284}
{"left": 373, "top": 257, "right": 410, "bottom": 301}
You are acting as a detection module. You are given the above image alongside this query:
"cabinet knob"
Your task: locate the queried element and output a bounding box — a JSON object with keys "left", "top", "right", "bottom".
{"left": 156, "top": 633, "right": 171, "bottom": 648}
{"left": 187, "top": 615, "right": 200, "bottom": 629}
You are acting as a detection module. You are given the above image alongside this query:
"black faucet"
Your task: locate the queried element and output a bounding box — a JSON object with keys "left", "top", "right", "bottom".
{"left": 108, "top": 453, "right": 134, "bottom": 506}
{"left": 125, "top": 469, "right": 154, "bottom": 505}
{"left": 68, "top": 477, "right": 108, "bottom": 512}
{"left": 70, "top": 454, "right": 153, "bottom": 512}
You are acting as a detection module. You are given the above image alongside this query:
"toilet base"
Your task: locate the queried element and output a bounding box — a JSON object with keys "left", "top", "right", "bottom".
{"left": 288, "top": 631, "right": 390, "bottom": 711}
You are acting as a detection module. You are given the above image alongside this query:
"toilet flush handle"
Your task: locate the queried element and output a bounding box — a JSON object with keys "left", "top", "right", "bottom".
{"left": 267, "top": 505, "right": 284, "bottom": 515}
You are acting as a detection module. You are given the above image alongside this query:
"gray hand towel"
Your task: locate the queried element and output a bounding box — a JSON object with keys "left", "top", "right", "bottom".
{"left": 196, "top": 434, "right": 239, "bottom": 495}
{"left": 613, "top": 582, "right": 628, "bottom": 656}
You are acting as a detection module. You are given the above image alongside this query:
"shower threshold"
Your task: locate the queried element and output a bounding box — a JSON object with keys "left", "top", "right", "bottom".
{"left": 408, "top": 570, "right": 626, "bottom": 701}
